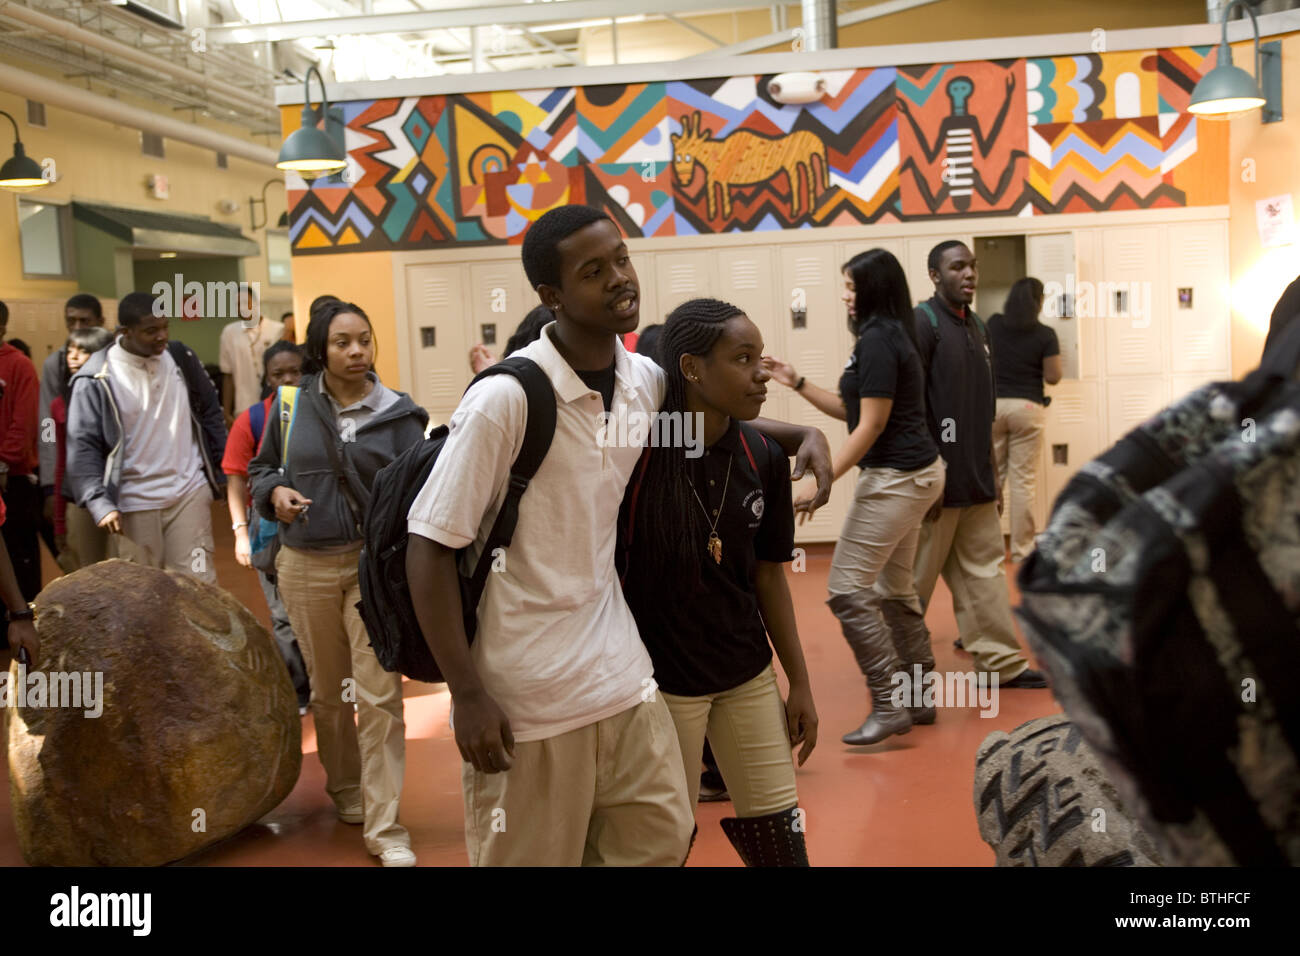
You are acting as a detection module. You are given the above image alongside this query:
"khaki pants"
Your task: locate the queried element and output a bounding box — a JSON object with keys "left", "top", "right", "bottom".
{"left": 276, "top": 544, "right": 408, "bottom": 854}
{"left": 461, "top": 695, "right": 693, "bottom": 866}
{"left": 113, "top": 483, "right": 216, "bottom": 584}
{"left": 887, "top": 502, "right": 1028, "bottom": 681}
{"left": 992, "top": 398, "right": 1047, "bottom": 561}
{"left": 64, "top": 503, "right": 109, "bottom": 571}
{"left": 661, "top": 664, "right": 798, "bottom": 817}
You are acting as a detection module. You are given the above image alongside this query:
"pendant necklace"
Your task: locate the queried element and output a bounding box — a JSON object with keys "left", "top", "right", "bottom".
{"left": 686, "top": 455, "right": 731, "bottom": 565}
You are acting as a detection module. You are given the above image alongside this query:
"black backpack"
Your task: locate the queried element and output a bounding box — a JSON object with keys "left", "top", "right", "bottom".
{"left": 356, "top": 357, "right": 556, "bottom": 683}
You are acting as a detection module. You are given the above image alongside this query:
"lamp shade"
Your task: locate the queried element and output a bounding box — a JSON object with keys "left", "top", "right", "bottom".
{"left": 276, "top": 122, "right": 346, "bottom": 177}
{"left": 0, "top": 141, "right": 48, "bottom": 191}
{"left": 1189, "top": 57, "right": 1266, "bottom": 118}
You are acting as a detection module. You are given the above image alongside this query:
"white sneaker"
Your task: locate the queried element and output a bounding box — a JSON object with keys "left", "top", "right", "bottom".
{"left": 378, "top": 846, "right": 417, "bottom": 867}
{"left": 337, "top": 804, "right": 364, "bottom": 825}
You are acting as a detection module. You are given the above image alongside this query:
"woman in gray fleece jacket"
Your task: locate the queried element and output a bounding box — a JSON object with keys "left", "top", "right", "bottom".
{"left": 249, "top": 299, "right": 427, "bottom": 868}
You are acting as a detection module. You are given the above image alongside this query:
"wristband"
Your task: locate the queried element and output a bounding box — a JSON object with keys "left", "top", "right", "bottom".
{"left": 232, "top": 521, "right": 249, "bottom": 531}
{"left": 6, "top": 606, "right": 34, "bottom": 622}
{"left": 794, "top": 376, "right": 806, "bottom": 392}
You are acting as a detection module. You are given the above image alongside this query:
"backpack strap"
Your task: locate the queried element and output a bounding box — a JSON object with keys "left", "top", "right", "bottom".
{"left": 464, "top": 357, "right": 558, "bottom": 603}
{"left": 918, "top": 300, "right": 939, "bottom": 333}
{"left": 737, "top": 422, "right": 772, "bottom": 482}
{"left": 249, "top": 400, "right": 266, "bottom": 450}
{"left": 278, "top": 385, "right": 300, "bottom": 469}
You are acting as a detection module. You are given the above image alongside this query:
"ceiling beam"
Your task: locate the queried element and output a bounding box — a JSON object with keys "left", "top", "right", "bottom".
{"left": 665, "top": 12, "right": 725, "bottom": 47}
{"left": 206, "top": 0, "right": 772, "bottom": 44}
{"left": 686, "top": 0, "right": 946, "bottom": 57}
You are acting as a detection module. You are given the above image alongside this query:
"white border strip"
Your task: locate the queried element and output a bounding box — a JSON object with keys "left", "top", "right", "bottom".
{"left": 276, "top": 9, "right": 1300, "bottom": 105}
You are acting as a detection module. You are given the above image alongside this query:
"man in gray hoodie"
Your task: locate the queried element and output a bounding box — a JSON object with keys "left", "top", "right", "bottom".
{"left": 65, "top": 291, "right": 226, "bottom": 583}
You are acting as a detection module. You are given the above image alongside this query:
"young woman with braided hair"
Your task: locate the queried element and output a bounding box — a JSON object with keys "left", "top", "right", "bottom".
{"left": 620, "top": 297, "right": 818, "bottom": 866}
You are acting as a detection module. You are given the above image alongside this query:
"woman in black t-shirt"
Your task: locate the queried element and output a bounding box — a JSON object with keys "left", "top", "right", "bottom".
{"left": 765, "top": 249, "right": 944, "bottom": 747}
{"left": 987, "top": 277, "right": 1061, "bottom": 562}
{"left": 620, "top": 297, "right": 817, "bottom": 866}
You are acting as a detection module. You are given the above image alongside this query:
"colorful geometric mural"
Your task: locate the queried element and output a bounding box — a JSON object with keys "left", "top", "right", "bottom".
{"left": 285, "top": 47, "right": 1229, "bottom": 255}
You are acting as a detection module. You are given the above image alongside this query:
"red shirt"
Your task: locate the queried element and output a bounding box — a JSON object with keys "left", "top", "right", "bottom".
{"left": 221, "top": 395, "right": 274, "bottom": 479}
{"left": 51, "top": 395, "right": 68, "bottom": 535}
{"left": 0, "top": 343, "right": 39, "bottom": 476}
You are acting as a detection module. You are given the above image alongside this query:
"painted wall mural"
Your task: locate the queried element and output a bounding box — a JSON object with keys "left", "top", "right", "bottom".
{"left": 285, "top": 46, "right": 1227, "bottom": 255}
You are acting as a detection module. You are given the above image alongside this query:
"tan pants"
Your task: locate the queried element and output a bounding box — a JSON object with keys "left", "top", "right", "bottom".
{"left": 276, "top": 544, "right": 408, "bottom": 854}
{"left": 661, "top": 664, "right": 798, "bottom": 817}
{"left": 62, "top": 503, "right": 109, "bottom": 571}
{"left": 113, "top": 483, "right": 216, "bottom": 584}
{"left": 887, "top": 502, "right": 1028, "bottom": 681}
{"left": 993, "top": 397, "right": 1047, "bottom": 561}
{"left": 461, "top": 695, "right": 693, "bottom": 866}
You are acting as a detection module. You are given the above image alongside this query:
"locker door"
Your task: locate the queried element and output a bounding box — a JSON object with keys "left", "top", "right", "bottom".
{"left": 1026, "top": 232, "right": 1080, "bottom": 380}
{"left": 1070, "top": 228, "right": 1102, "bottom": 380}
{"left": 1168, "top": 221, "right": 1230, "bottom": 376}
{"left": 404, "top": 262, "right": 471, "bottom": 419}
{"left": 469, "top": 261, "right": 531, "bottom": 358}
{"left": 716, "top": 247, "right": 781, "bottom": 360}
{"left": 1106, "top": 377, "right": 1168, "bottom": 448}
{"left": 654, "top": 250, "right": 715, "bottom": 318}
{"left": 1040, "top": 380, "right": 1101, "bottom": 517}
{"left": 1101, "top": 226, "right": 1165, "bottom": 377}
{"left": 780, "top": 244, "right": 852, "bottom": 544}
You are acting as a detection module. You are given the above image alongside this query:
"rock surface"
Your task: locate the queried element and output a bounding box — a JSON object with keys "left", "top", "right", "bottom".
{"left": 974, "top": 714, "right": 1163, "bottom": 866}
{"left": 8, "top": 559, "right": 301, "bottom": 866}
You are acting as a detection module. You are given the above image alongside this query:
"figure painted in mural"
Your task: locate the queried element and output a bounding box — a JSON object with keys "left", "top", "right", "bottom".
{"left": 671, "top": 111, "right": 829, "bottom": 221}
{"left": 897, "top": 74, "right": 1025, "bottom": 213}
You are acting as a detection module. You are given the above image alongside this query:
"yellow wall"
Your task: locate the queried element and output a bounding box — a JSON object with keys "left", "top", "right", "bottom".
{"left": 579, "top": 0, "right": 1211, "bottom": 62}
{"left": 287, "top": 250, "right": 401, "bottom": 388}
{"left": 0, "top": 81, "right": 283, "bottom": 311}
{"left": 1228, "top": 31, "right": 1300, "bottom": 376}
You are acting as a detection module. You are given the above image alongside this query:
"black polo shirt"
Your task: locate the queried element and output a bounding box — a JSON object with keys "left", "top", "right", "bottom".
{"left": 620, "top": 419, "right": 796, "bottom": 697}
{"left": 838, "top": 316, "right": 938, "bottom": 471}
{"left": 914, "top": 295, "right": 996, "bottom": 507}
{"left": 987, "top": 315, "right": 1059, "bottom": 404}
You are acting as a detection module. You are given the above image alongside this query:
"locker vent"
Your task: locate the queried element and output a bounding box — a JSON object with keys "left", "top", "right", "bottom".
{"left": 1113, "top": 240, "right": 1146, "bottom": 273}
{"left": 1119, "top": 335, "right": 1148, "bottom": 368}
{"left": 426, "top": 369, "right": 456, "bottom": 404}
{"left": 1039, "top": 246, "right": 1067, "bottom": 274}
{"left": 1121, "top": 392, "right": 1153, "bottom": 424}
{"left": 422, "top": 278, "right": 451, "bottom": 308}
{"left": 731, "top": 259, "right": 759, "bottom": 290}
{"left": 798, "top": 351, "right": 827, "bottom": 380}
{"left": 669, "top": 264, "right": 698, "bottom": 296}
{"left": 1055, "top": 394, "right": 1084, "bottom": 425}
{"left": 1180, "top": 236, "right": 1212, "bottom": 269}
{"left": 794, "top": 257, "right": 823, "bottom": 286}
{"left": 1180, "top": 330, "right": 1213, "bottom": 363}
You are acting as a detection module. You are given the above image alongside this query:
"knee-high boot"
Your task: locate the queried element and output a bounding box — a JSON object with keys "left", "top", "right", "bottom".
{"left": 881, "top": 598, "right": 936, "bottom": 726}
{"left": 828, "top": 591, "right": 912, "bottom": 745}
{"left": 720, "top": 807, "right": 809, "bottom": 866}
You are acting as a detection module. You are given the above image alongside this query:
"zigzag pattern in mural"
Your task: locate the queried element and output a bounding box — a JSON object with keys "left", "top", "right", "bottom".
{"left": 1028, "top": 117, "right": 1185, "bottom": 213}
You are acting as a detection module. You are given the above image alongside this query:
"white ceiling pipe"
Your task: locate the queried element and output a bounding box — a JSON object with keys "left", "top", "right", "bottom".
{"left": 0, "top": 0, "right": 273, "bottom": 116}
{"left": 0, "top": 60, "right": 278, "bottom": 166}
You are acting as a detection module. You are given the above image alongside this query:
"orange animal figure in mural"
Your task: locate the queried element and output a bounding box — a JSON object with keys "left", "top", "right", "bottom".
{"left": 670, "top": 111, "right": 829, "bottom": 221}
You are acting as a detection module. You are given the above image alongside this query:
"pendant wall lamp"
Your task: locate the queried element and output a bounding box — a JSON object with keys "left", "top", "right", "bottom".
{"left": 0, "top": 110, "right": 49, "bottom": 192}
{"left": 249, "top": 178, "right": 289, "bottom": 230}
{"left": 1188, "top": 0, "right": 1282, "bottom": 122}
{"left": 276, "top": 65, "right": 348, "bottom": 179}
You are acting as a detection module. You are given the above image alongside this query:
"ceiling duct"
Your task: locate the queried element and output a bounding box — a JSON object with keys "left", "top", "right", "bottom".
{"left": 801, "top": 0, "right": 837, "bottom": 52}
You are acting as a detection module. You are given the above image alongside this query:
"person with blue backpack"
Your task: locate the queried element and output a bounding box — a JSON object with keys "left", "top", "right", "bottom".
{"left": 222, "top": 340, "right": 310, "bottom": 713}
{"left": 249, "top": 299, "right": 428, "bottom": 868}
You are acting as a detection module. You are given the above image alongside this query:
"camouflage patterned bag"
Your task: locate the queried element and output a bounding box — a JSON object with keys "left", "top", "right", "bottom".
{"left": 1015, "top": 323, "right": 1300, "bottom": 866}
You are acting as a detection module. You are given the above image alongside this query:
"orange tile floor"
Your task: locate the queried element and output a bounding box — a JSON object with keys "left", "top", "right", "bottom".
{"left": 1, "top": 506, "right": 1060, "bottom": 867}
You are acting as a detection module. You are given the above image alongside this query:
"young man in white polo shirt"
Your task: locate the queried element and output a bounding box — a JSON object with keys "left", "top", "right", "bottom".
{"left": 219, "top": 288, "right": 284, "bottom": 428}
{"left": 406, "top": 205, "right": 831, "bottom": 866}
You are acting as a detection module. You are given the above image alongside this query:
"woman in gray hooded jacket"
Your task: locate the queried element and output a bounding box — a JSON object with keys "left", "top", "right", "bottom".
{"left": 249, "top": 298, "right": 427, "bottom": 868}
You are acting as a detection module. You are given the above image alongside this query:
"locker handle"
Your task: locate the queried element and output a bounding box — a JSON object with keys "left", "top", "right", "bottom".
{"left": 481, "top": 323, "right": 497, "bottom": 346}
{"left": 420, "top": 326, "right": 436, "bottom": 348}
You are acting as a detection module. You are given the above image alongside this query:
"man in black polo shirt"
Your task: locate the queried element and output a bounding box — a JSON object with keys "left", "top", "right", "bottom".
{"left": 878, "top": 240, "right": 1046, "bottom": 689}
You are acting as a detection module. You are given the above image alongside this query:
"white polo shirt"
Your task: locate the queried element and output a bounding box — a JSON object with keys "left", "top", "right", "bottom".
{"left": 219, "top": 317, "right": 285, "bottom": 413}
{"left": 407, "top": 323, "right": 667, "bottom": 742}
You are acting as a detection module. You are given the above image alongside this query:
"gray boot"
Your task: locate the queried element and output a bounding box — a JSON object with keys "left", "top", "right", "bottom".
{"left": 828, "top": 592, "right": 912, "bottom": 745}
{"left": 881, "top": 598, "right": 937, "bottom": 725}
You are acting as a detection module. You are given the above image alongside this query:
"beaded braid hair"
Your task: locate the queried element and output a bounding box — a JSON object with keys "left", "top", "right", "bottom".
{"left": 633, "top": 297, "right": 746, "bottom": 591}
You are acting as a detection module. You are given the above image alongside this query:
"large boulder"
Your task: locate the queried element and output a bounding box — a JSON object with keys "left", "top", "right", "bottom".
{"left": 8, "top": 559, "right": 301, "bottom": 865}
{"left": 974, "top": 714, "right": 1163, "bottom": 866}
